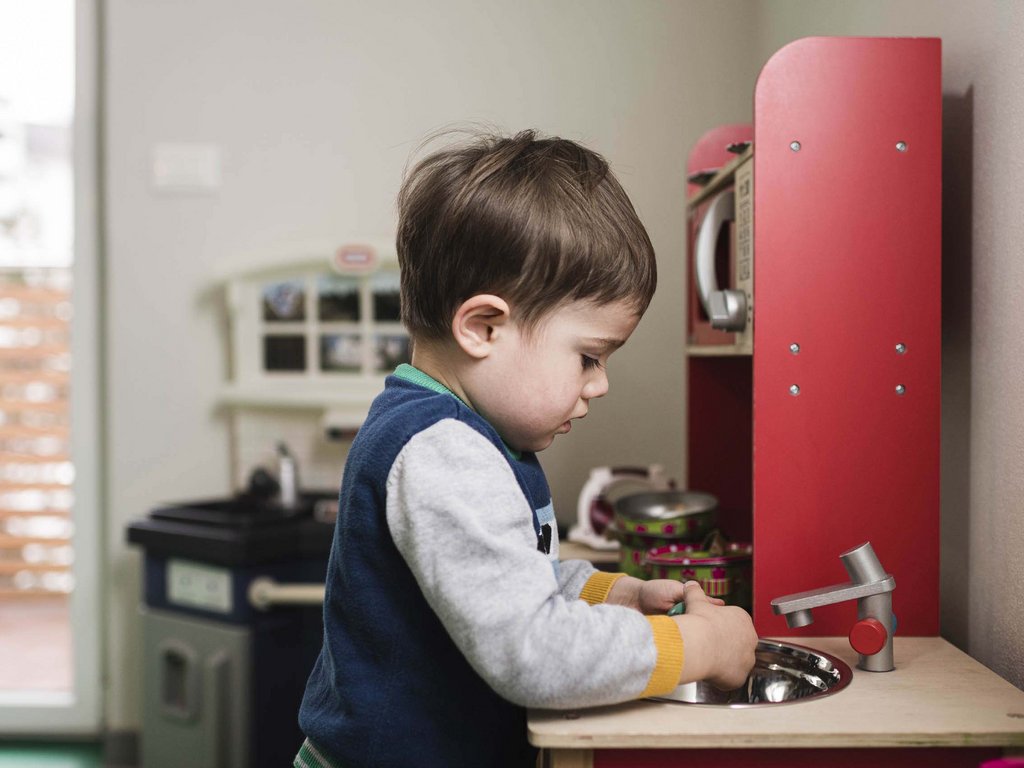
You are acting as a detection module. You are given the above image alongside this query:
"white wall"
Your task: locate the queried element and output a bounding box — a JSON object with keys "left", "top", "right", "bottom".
{"left": 102, "top": 0, "right": 1024, "bottom": 734}
{"left": 750, "top": 0, "right": 1024, "bottom": 692}
{"left": 103, "top": 0, "right": 759, "bottom": 730}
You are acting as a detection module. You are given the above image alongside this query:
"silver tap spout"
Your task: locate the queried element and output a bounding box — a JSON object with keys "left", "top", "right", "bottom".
{"left": 276, "top": 441, "right": 300, "bottom": 510}
{"left": 770, "top": 542, "right": 896, "bottom": 672}
{"left": 770, "top": 576, "right": 896, "bottom": 620}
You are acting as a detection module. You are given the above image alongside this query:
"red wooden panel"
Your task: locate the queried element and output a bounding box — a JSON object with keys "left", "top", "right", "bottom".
{"left": 752, "top": 38, "right": 942, "bottom": 637}
{"left": 593, "top": 747, "right": 1000, "bottom": 768}
{"left": 686, "top": 124, "right": 753, "bottom": 347}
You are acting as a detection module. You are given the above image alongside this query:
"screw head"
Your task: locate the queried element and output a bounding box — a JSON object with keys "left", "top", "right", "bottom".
{"left": 789, "top": 384, "right": 801, "bottom": 396}
{"left": 790, "top": 141, "right": 802, "bottom": 152}
{"left": 896, "top": 343, "right": 906, "bottom": 354}
{"left": 896, "top": 141, "right": 907, "bottom": 152}
{"left": 790, "top": 343, "right": 800, "bottom": 354}
{"left": 895, "top": 384, "right": 906, "bottom": 395}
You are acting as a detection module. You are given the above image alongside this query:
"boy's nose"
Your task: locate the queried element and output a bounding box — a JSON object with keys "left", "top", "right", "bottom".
{"left": 582, "top": 371, "right": 609, "bottom": 400}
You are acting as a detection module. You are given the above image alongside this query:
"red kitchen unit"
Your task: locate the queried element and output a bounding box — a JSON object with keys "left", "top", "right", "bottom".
{"left": 533, "top": 37, "right": 1023, "bottom": 768}
{"left": 541, "top": 37, "right": 1021, "bottom": 768}
{"left": 686, "top": 36, "right": 942, "bottom": 639}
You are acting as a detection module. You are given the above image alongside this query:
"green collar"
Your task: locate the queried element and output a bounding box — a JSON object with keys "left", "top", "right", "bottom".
{"left": 393, "top": 363, "right": 457, "bottom": 399}
{"left": 392, "top": 364, "right": 521, "bottom": 460}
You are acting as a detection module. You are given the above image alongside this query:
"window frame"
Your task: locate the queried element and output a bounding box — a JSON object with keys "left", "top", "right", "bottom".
{"left": 0, "top": 0, "right": 104, "bottom": 734}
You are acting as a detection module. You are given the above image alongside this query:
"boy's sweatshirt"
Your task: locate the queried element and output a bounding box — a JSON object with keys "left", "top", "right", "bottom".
{"left": 297, "top": 365, "right": 682, "bottom": 767}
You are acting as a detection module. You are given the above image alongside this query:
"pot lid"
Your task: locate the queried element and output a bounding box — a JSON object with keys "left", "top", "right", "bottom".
{"left": 645, "top": 542, "right": 753, "bottom": 566}
{"left": 613, "top": 490, "right": 718, "bottom": 522}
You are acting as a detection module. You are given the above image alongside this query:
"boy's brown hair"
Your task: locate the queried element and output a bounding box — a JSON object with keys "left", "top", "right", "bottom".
{"left": 396, "top": 129, "right": 657, "bottom": 340}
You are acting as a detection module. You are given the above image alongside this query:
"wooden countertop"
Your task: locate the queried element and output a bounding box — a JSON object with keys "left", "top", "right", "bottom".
{"left": 559, "top": 540, "right": 619, "bottom": 565}
{"left": 528, "top": 637, "right": 1024, "bottom": 749}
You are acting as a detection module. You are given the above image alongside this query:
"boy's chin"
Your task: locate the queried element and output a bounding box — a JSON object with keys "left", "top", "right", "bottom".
{"left": 503, "top": 434, "right": 554, "bottom": 453}
{"left": 527, "top": 434, "right": 558, "bottom": 453}
{"left": 503, "top": 424, "right": 570, "bottom": 453}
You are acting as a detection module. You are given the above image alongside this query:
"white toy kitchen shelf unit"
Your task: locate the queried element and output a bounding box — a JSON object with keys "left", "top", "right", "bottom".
{"left": 218, "top": 239, "right": 409, "bottom": 435}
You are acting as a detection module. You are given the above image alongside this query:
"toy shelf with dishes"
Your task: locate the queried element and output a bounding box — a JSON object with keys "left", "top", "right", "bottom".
{"left": 685, "top": 125, "right": 755, "bottom": 559}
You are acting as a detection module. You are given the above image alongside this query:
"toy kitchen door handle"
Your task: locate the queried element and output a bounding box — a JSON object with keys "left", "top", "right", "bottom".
{"left": 694, "top": 188, "right": 747, "bottom": 331}
{"left": 248, "top": 577, "right": 325, "bottom": 610}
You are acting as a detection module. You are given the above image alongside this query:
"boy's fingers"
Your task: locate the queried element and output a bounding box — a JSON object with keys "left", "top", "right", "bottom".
{"left": 680, "top": 581, "right": 728, "bottom": 606}
{"left": 681, "top": 580, "right": 709, "bottom": 603}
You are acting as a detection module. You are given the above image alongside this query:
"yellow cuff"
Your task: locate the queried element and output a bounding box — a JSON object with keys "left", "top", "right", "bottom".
{"left": 578, "top": 572, "right": 628, "bottom": 605}
{"left": 639, "top": 615, "right": 684, "bottom": 698}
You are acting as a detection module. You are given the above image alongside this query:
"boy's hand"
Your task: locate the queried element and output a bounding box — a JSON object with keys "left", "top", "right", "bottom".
{"left": 606, "top": 575, "right": 725, "bottom": 614}
{"left": 672, "top": 581, "right": 758, "bottom": 691}
{"left": 637, "top": 578, "right": 726, "bottom": 614}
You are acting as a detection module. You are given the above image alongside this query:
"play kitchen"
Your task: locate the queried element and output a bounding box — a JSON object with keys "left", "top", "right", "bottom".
{"left": 531, "top": 36, "right": 1024, "bottom": 767}
{"left": 126, "top": 445, "right": 338, "bottom": 768}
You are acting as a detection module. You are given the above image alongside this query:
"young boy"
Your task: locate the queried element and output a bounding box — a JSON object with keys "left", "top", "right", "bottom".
{"left": 295, "top": 130, "right": 757, "bottom": 768}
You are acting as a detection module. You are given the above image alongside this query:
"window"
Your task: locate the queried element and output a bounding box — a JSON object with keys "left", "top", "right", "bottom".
{"left": 0, "top": 0, "right": 103, "bottom": 730}
{"left": 0, "top": 268, "right": 73, "bottom": 601}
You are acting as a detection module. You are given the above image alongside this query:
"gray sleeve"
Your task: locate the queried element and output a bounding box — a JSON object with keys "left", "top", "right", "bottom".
{"left": 556, "top": 558, "right": 598, "bottom": 600}
{"left": 385, "top": 419, "right": 661, "bottom": 709}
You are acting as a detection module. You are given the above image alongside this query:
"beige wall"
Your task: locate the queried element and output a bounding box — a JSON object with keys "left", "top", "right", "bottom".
{"left": 750, "top": 0, "right": 1024, "bottom": 692}
{"left": 102, "top": 0, "right": 759, "bottom": 729}
{"left": 101, "top": 0, "right": 1023, "bottom": 732}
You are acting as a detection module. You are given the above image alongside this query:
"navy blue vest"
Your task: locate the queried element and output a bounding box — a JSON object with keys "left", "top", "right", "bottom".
{"left": 298, "top": 373, "right": 552, "bottom": 767}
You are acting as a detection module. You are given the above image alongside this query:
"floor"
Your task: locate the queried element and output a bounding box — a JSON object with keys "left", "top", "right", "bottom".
{"left": 0, "top": 743, "right": 103, "bottom": 768}
{"left": 0, "top": 602, "right": 107, "bottom": 765}
{"left": 0, "top": 598, "right": 72, "bottom": 690}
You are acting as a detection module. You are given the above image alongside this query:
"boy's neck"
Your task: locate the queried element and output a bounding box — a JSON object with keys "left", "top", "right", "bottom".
{"left": 409, "top": 341, "right": 473, "bottom": 407}
{"left": 406, "top": 343, "right": 523, "bottom": 460}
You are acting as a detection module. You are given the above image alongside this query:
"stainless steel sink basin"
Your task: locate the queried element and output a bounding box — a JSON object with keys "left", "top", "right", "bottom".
{"left": 150, "top": 491, "right": 338, "bottom": 527}
{"left": 652, "top": 639, "right": 852, "bottom": 707}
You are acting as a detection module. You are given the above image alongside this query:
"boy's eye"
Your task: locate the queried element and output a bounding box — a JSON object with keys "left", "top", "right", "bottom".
{"left": 581, "top": 355, "right": 602, "bottom": 371}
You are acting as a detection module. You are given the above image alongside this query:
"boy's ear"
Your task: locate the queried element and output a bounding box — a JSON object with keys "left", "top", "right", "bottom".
{"left": 451, "top": 294, "right": 510, "bottom": 359}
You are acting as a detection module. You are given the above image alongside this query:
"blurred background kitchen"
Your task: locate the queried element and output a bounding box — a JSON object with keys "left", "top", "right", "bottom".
{"left": 0, "top": 1, "right": 1021, "bottom": 766}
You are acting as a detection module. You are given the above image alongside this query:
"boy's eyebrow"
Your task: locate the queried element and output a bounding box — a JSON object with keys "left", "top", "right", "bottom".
{"left": 582, "top": 337, "right": 626, "bottom": 352}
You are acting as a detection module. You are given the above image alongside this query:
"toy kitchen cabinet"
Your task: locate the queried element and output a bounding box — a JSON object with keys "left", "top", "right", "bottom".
{"left": 531, "top": 36, "right": 1024, "bottom": 767}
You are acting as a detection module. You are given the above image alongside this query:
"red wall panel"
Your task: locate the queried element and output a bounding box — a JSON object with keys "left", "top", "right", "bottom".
{"left": 752, "top": 38, "right": 942, "bottom": 637}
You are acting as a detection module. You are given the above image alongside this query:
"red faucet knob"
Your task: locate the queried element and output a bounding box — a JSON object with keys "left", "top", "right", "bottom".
{"left": 849, "top": 618, "right": 888, "bottom": 656}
